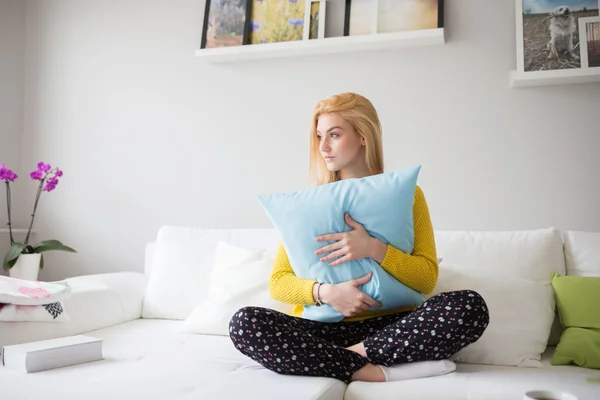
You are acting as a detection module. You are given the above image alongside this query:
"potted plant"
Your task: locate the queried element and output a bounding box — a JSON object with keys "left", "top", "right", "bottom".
{"left": 1, "top": 162, "right": 76, "bottom": 280}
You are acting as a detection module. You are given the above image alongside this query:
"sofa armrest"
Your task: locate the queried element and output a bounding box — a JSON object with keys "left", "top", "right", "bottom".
{"left": 0, "top": 272, "right": 146, "bottom": 348}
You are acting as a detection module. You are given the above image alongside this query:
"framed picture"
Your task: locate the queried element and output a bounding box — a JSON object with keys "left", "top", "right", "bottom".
{"left": 201, "top": 0, "right": 252, "bottom": 49}
{"left": 344, "top": 0, "right": 443, "bottom": 36}
{"left": 579, "top": 16, "right": 600, "bottom": 68}
{"left": 515, "top": 0, "right": 599, "bottom": 72}
{"left": 304, "top": 0, "right": 327, "bottom": 40}
{"left": 248, "top": 0, "right": 306, "bottom": 45}
{"left": 344, "top": 0, "right": 377, "bottom": 36}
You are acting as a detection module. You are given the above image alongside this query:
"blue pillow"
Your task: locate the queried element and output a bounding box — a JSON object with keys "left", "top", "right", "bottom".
{"left": 257, "top": 165, "right": 425, "bottom": 323}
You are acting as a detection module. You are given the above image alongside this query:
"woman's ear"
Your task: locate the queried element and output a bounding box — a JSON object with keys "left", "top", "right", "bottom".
{"left": 361, "top": 137, "right": 366, "bottom": 146}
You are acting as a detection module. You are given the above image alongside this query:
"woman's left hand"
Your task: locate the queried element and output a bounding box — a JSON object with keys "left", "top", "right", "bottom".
{"left": 315, "top": 213, "right": 387, "bottom": 266}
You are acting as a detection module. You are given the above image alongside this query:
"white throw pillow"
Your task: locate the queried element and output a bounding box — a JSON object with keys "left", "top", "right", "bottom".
{"left": 428, "top": 266, "right": 555, "bottom": 368}
{"left": 142, "top": 227, "right": 281, "bottom": 320}
{"left": 180, "top": 241, "right": 292, "bottom": 336}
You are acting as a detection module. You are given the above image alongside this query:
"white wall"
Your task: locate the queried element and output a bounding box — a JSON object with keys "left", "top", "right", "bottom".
{"left": 19, "top": 0, "right": 600, "bottom": 280}
{"left": 0, "top": 0, "right": 26, "bottom": 273}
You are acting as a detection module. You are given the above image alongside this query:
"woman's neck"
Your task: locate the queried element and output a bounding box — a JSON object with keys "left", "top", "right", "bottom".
{"left": 339, "top": 164, "right": 371, "bottom": 180}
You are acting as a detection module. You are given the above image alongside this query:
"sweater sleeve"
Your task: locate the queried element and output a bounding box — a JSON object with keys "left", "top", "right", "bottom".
{"left": 379, "top": 185, "right": 439, "bottom": 294}
{"left": 269, "top": 241, "right": 318, "bottom": 305}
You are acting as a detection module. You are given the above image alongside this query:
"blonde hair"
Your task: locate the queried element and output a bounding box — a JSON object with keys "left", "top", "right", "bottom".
{"left": 309, "top": 92, "right": 384, "bottom": 185}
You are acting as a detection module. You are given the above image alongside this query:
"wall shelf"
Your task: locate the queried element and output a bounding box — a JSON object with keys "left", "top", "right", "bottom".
{"left": 194, "top": 28, "right": 445, "bottom": 63}
{"left": 510, "top": 67, "right": 600, "bottom": 88}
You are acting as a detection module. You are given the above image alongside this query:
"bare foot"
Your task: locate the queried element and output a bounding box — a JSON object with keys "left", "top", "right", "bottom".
{"left": 347, "top": 343, "right": 386, "bottom": 382}
{"left": 351, "top": 363, "right": 386, "bottom": 382}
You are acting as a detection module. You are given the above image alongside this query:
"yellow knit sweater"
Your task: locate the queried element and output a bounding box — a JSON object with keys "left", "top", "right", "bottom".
{"left": 268, "top": 185, "right": 439, "bottom": 322}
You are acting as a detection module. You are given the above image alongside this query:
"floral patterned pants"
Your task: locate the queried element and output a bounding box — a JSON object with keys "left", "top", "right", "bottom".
{"left": 229, "top": 290, "right": 489, "bottom": 383}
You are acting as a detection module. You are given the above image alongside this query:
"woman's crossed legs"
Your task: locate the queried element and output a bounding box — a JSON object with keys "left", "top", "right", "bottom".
{"left": 229, "top": 290, "right": 489, "bottom": 384}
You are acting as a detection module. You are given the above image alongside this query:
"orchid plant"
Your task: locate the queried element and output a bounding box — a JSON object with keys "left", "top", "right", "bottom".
{"left": 1, "top": 162, "right": 76, "bottom": 271}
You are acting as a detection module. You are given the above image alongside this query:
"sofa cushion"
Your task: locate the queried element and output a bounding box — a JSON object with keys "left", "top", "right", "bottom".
{"left": 429, "top": 267, "right": 554, "bottom": 367}
{"left": 434, "top": 228, "right": 566, "bottom": 281}
{"left": 142, "top": 227, "right": 281, "bottom": 320}
{"left": 3, "top": 319, "right": 597, "bottom": 400}
{"left": 564, "top": 231, "right": 600, "bottom": 277}
{"left": 0, "top": 319, "right": 347, "bottom": 400}
{"left": 431, "top": 228, "right": 565, "bottom": 367}
{"left": 256, "top": 166, "right": 425, "bottom": 323}
{"left": 344, "top": 346, "right": 598, "bottom": 400}
{"left": 180, "top": 241, "right": 292, "bottom": 336}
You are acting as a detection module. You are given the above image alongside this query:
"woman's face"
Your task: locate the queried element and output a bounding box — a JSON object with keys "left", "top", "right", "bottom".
{"left": 316, "top": 113, "right": 365, "bottom": 174}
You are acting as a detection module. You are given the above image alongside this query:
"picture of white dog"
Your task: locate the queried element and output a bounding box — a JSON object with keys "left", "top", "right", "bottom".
{"left": 521, "top": 0, "right": 599, "bottom": 71}
{"left": 547, "top": 6, "right": 579, "bottom": 60}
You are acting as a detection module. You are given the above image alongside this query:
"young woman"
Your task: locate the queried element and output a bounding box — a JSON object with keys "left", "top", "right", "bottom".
{"left": 229, "top": 92, "right": 489, "bottom": 383}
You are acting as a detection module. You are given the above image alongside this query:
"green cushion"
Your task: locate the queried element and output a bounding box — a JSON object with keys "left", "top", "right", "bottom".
{"left": 551, "top": 273, "right": 600, "bottom": 369}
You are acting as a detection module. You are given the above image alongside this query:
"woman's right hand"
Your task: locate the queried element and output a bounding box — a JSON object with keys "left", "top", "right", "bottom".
{"left": 317, "top": 272, "right": 382, "bottom": 318}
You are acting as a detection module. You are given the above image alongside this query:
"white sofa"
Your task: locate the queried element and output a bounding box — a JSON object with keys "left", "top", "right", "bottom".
{"left": 1, "top": 226, "right": 599, "bottom": 400}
